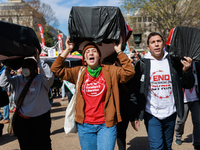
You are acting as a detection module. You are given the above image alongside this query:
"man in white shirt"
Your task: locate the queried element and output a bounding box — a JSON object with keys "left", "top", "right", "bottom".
{"left": 128, "top": 32, "right": 195, "bottom": 150}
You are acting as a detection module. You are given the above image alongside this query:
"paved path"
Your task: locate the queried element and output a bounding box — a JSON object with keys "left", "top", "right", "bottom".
{"left": 0, "top": 98, "right": 194, "bottom": 150}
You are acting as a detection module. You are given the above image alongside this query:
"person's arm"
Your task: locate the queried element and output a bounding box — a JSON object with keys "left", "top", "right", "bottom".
{"left": 113, "top": 37, "right": 135, "bottom": 83}
{"left": 180, "top": 57, "right": 195, "bottom": 89}
{"left": 51, "top": 37, "right": 80, "bottom": 84}
{"left": 0, "top": 68, "right": 15, "bottom": 93}
{"left": 60, "top": 37, "right": 74, "bottom": 59}
{"left": 127, "top": 61, "right": 142, "bottom": 131}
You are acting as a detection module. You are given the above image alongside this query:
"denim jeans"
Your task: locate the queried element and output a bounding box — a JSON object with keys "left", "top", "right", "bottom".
{"left": 0, "top": 104, "right": 9, "bottom": 120}
{"left": 0, "top": 112, "right": 3, "bottom": 119}
{"left": 144, "top": 112, "right": 176, "bottom": 150}
{"left": 3, "top": 104, "right": 9, "bottom": 120}
{"left": 77, "top": 123, "right": 117, "bottom": 150}
{"left": 61, "top": 82, "right": 65, "bottom": 99}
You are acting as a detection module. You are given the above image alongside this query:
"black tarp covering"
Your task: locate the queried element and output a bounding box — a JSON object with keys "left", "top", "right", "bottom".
{"left": 166, "top": 26, "right": 200, "bottom": 61}
{"left": 68, "top": 6, "right": 132, "bottom": 63}
{"left": 0, "top": 21, "right": 41, "bottom": 69}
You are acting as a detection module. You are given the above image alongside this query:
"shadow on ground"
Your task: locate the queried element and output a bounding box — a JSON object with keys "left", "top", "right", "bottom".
{"left": 127, "top": 136, "right": 150, "bottom": 150}
{"left": 0, "top": 133, "right": 17, "bottom": 146}
{"left": 51, "top": 127, "right": 64, "bottom": 135}
{"left": 50, "top": 107, "right": 66, "bottom": 114}
{"left": 183, "top": 134, "right": 192, "bottom": 143}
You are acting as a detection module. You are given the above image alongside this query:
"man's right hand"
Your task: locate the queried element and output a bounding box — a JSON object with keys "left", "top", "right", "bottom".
{"left": 131, "top": 120, "right": 140, "bottom": 131}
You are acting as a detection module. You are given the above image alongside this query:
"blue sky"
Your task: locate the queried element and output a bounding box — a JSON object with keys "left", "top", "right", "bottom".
{"left": 40, "top": 0, "right": 121, "bottom": 36}
{"left": 0, "top": 0, "right": 121, "bottom": 36}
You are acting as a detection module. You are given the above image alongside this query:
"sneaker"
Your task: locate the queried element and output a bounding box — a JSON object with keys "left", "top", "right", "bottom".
{"left": 175, "top": 139, "right": 182, "bottom": 145}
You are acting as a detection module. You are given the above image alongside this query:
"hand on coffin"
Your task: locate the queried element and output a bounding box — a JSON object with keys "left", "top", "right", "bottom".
{"left": 113, "top": 36, "right": 123, "bottom": 54}
{"left": 181, "top": 56, "right": 193, "bottom": 72}
{"left": 61, "top": 37, "right": 75, "bottom": 58}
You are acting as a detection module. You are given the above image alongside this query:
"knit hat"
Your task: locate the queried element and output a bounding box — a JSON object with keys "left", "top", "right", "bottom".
{"left": 82, "top": 43, "right": 101, "bottom": 59}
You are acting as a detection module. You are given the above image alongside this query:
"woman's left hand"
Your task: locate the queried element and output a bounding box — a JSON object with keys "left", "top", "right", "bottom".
{"left": 113, "top": 36, "right": 123, "bottom": 53}
{"left": 181, "top": 56, "right": 192, "bottom": 72}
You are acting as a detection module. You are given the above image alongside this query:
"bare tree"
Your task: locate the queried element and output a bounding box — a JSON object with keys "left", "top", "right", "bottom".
{"left": 39, "top": 3, "right": 59, "bottom": 28}
{"left": 120, "top": 0, "right": 200, "bottom": 40}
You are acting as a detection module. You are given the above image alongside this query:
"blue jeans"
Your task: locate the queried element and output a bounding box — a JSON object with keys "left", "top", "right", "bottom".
{"left": 144, "top": 112, "right": 176, "bottom": 150}
{"left": 3, "top": 104, "right": 9, "bottom": 120}
{"left": 77, "top": 123, "right": 117, "bottom": 150}
{"left": 61, "top": 82, "right": 65, "bottom": 99}
{"left": 0, "top": 104, "right": 9, "bottom": 120}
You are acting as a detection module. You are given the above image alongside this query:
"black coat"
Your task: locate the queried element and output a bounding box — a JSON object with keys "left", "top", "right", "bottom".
{"left": 128, "top": 55, "right": 195, "bottom": 121}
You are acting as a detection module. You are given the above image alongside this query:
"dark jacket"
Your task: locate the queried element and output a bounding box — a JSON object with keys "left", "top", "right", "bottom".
{"left": 128, "top": 54, "right": 195, "bottom": 121}
{"left": 195, "top": 62, "right": 200, "bottom": 98}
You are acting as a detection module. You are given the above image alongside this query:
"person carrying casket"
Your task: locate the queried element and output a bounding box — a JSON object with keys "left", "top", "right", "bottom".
{"left": 51, "top": 37, "right": 135, "bottom": 150}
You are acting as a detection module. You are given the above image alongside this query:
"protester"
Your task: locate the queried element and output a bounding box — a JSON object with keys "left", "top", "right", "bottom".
{"left": 0, "top": 49, "right": 54, "bottom": 150}
{"left": 0, "top": 93, "right": 10, "bottom": 124}
{"left": 134, "top": 54, "right": 140, "bottom": 64}
{"left": 51, "top": 37, "right": 135, "bottom": 150}
{"left": 0, "top": 64, "right": 10, "bottom": 124}
{"left": 61, "top": 81, "right": 66, "bottom": 100}
{"left": 174, "top": 61, "right": 200, "bottom": 150}
{"left": 128, "top": 32, "right": 195, "bottom": 150}
{"left": 17, "top": 68, "right": 22, "bottom": 75}
{"left": 113, "top": 60, "right": 132, "bottom": 150}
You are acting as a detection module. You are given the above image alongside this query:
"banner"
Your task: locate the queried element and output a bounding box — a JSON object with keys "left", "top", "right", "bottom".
{"left": 40, "top": 41, "right": 60, "bottom": 56}
{"left": 38, "top": 24, "right": 45, "bottom": 46}
{"left": 63, "top": 80, "right": 75, "bottom": 94}
{"left": 57, "top": 34, "right": 63, "bottom": 52}
{"left": 48, "top": 48, "right": 56, "bottom": 57}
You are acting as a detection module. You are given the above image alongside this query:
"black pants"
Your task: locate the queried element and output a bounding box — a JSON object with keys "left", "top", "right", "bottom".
{"left": 117, "top": 113, "right": 129, "bottom": 150}
{"left": 15, "top": 110, "right": 52, "bottom": 150}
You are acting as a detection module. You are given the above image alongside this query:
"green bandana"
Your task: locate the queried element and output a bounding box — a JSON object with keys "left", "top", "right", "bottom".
{"left": 87, "top": 65, "right": 102, "bottom": 78}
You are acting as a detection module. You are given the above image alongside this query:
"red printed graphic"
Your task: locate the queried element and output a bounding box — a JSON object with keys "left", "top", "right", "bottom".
{"left": 150, "top": 70, "right": 173, "bottom": 99}
{"left": 82, "top": 72, "right": 106, "bottom": 97}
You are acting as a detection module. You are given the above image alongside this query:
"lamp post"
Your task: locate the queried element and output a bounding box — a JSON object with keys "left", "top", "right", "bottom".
{"left": 133, "top": 33, "right": 142, "bottom": 49}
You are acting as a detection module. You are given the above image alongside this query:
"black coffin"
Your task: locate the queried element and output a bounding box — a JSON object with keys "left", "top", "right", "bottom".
{"left": 166, "top": 26, "right": 200, "bottom": 61}
{"left": 68, "top": 6, "right": 132, "bottom": 62}
{"left": 0, "top": 21, "right": 41, "bottom": 69}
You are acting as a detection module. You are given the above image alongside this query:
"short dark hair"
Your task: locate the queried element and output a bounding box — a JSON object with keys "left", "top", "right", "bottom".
{"left": 147, "top": 32, "right": 164, "bottom": 45}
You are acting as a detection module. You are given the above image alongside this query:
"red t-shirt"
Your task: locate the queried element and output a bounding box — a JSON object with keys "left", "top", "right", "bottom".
{"left": 81, "top": 70, "right": 107, "bottom": 124}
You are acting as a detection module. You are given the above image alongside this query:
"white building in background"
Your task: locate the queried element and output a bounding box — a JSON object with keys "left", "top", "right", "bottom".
{"left": 0, "top": 0, "right": 33, "bottom": 26}
{"left": 0, "top": 0, "right": 67, "bottom": 49}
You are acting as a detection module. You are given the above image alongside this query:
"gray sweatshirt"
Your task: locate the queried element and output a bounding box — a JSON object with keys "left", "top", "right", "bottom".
{"left": 0, "top": 59, "right": 54, "bottom": 117}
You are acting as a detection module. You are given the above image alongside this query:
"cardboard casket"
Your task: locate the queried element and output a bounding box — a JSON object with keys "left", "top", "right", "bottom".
{"left": 166, "top": 26, "right": 200, "bottom": 61}
{"left": 68, "top": 6, "right": 132, "bottom": 63}
{"left": 0, "top": 21, "right": 41, "bottom": 69}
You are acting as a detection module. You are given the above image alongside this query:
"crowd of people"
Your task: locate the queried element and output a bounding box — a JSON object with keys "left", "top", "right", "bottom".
{"left": 0, "top": 32, "right": 199, "bottom": 150}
